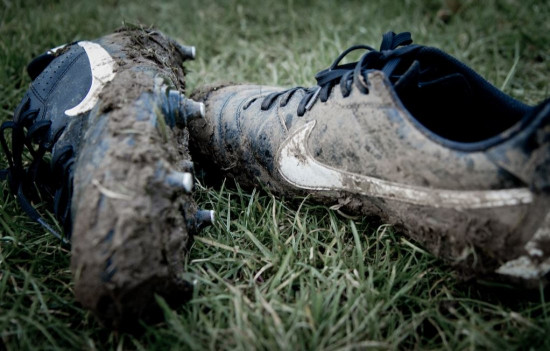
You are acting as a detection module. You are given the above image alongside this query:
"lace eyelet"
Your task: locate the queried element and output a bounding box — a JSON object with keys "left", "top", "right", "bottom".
{"left": 243, "top": 97, "right": 258, "bottom": 110}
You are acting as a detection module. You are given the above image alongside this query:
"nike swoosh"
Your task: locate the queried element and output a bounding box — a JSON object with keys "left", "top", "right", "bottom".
{"left": 65, "top": 41, "right": 117, "bottom": 116}
{"left": 276, "top": 120, "right": 533, "bottom": 209}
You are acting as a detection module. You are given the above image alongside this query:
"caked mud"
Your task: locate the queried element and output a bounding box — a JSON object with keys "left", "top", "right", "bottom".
{"left": 70, "top": 29, "right": 197, "bottom": 329}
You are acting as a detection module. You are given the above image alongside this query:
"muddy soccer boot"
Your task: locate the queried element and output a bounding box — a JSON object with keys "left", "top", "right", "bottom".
{"left": 0, "top": 28, "right": 214, "bottom": 328}
{"left": 189, "top": 31, "right": 550, "bottom": 286}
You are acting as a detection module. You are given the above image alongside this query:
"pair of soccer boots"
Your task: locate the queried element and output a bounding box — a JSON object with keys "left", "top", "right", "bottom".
{"left": 1, "top": 28, "right": 549, "bottom": 327}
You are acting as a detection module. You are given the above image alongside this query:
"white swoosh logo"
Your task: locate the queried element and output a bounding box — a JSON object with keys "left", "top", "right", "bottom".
{"left": 276, "top": 120, "right": 533, "bottom": 209}
{"left": 65, "top": 41, "right": 116, "bottom": 116}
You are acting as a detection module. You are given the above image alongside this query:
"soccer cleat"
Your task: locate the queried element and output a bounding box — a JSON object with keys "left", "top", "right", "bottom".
{"left": 0, "top": 28, "right": 213, "bottom": 328}
{"left": 189, "top": 31, "right": 550, "bottom": 285}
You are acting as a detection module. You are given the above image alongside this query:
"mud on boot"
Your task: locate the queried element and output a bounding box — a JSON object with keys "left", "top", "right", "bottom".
{"left": 0, "top": 28, "right": 214, "bottom": 329}
{"left": 188, "top": 31, "right": 550, "bottom": 286}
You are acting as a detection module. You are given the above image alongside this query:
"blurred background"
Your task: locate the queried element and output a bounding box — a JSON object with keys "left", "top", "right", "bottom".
{"left": 2, "top": 0, "right": 549, "bottom": 105}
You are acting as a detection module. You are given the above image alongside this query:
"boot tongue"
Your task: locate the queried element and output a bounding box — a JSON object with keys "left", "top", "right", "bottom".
{"left": 391, "top": 59, "right": 477, "bottom": 141}
{"left": 393, "top": 59, "right": 473, "bottom": 114}
{"left": 377, "top": 44, "right": 530, "bottom": 143}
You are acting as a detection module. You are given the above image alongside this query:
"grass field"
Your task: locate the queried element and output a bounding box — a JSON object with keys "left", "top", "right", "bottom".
{"left": 1, "top": 0, "right": 550, "bottom": 349}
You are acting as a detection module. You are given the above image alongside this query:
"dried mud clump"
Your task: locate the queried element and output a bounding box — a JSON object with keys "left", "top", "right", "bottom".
{"left": 70, "top": 28, "right": 196, "bottom": 330}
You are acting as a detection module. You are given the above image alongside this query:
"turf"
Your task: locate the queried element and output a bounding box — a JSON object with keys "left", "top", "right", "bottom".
{"left": 1, "top": 0, "right": 550, "bottom": 349}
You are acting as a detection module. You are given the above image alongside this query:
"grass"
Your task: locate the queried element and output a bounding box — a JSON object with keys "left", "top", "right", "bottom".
{"left": 1, "top": 0, "right": 550, "bottom": 349}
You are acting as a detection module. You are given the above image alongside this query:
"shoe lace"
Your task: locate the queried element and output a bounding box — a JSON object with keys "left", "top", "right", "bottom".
{"left": 261, "top": 31, "right": 421, "bottom": 116}
{"left": 0, "top": 97, "right": 71, "bottom": 244}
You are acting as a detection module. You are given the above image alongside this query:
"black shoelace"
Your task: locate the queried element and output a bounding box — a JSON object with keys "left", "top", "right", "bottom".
{"left": 0, "top": 97, "right": 72, "bottom": 244}
{"left": 261, "top": 31, "right": 421, "bottom": 116}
